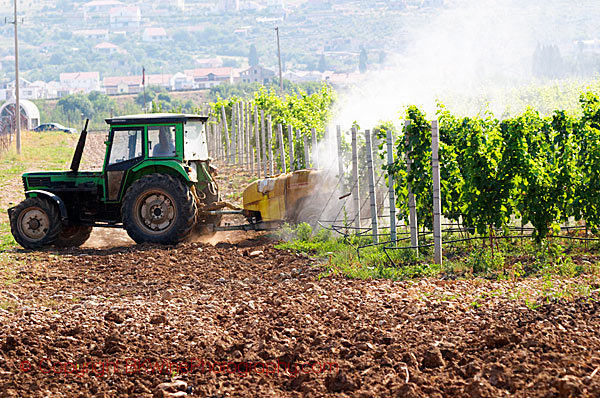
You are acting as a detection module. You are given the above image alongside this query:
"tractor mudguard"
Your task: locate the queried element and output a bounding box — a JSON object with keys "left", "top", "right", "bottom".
{"left": 25, "top": 190, "right": 68, "bottom": 220}
{"left": 130, "top": 161, "right": 192, "bottom": 183}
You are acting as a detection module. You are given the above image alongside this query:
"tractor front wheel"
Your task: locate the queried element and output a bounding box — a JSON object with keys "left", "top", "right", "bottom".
{"left": 122, "top": 173, "right": 196, "bottom": 245}
{"left": 9, "top": 197, "right": 62, "bottom": 249}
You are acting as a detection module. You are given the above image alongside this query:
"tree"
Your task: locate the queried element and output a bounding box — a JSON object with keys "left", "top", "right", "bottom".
{"left": 359, "top": 47, "right": 368, "bottom": 73}
{"left": 317, "top": 54, "right": 327, "bottom": 72}
{"left": 58, "top": 94, "right": 93, "bottom": 119}
{"left": 135, "top": 85, "right": 166, "bottom": 107}
{"left": 532, "top": 43, "right": 565, "bottom": 79}
{"left": 248, "top": 44, "right": 259, "bottom": 67}
{"left": 88, "top": 91, "right": 115, "bottom": 116}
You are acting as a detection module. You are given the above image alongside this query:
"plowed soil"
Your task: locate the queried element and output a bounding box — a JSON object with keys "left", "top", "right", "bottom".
{"left": 1, "top": 238, "right": 600, "bottom": 397}
{"left": 2, "top": 163, "right": 600, "bottom": 397}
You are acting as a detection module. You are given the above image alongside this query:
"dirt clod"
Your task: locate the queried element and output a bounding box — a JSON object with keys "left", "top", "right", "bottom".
{"left": 104, "top": 311, "right": 124, "bottom": 324}
{"left": 556, "top": 375, "right": 582, "bottom": 398}
{"left": 324, "top": 371, "right": 356, "bottom": 392}
{"left": 149, "top": 314, "right": 168, "bottom": 325}
{"left": 421, "top": 346, "right": 445, "bottom": 369}
{"left": 465, "top": 378, "right": 499, "bottom": 398}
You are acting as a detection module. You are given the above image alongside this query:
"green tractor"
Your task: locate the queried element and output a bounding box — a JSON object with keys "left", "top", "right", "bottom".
{"left": 9, "top": 114, "right": 222, "bottom": 249}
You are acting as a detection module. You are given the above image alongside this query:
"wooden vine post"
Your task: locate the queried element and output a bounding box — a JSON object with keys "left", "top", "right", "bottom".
{"left": 405, "top": 120, "right": 418, "bottom": 255}
{"left": 287, "top": 125, "right": 294, "bottom": 171}
{"left": 365, "top": 129, "right": 378, "bottom": 244}
{"left": 220, "top": 106, "right": 230, "bottom": 164}
{"left": 219, "top": 123, "right": 223, "bottom": 161}
{"left": 278, "top": 124, "right": 286, "bottom": 173}
{"left": 208, "top": 123, "right": 214, "bottom": 159}
{"left": 215, "top": 122, "right": 219, "bottom": 161}
{"left": 295, "top": 128, "right": 302, "bottom": 170}
{"left": 431, "top": 120, "right": 442, "bottom": 264}
{"left": 303, "top": 132, "right": 309, "bottom": 169}
{"left": 238, "top": 102, "right": 244, "bottom": 168}
{"left": 311, "top": 127, "right": 317, "bottom": 167}
{"left": 244, "top": 102, "right": 249, "bottom": 170}
{"left": 386, "top": 126, "right": 397, "bottom": 246}
{"left": 267, "top": 115, "right": 273, "bottom": 175}
{"left": 351, "top": 126, "right": 360, "bottom": 230}
{"left": 232, "top": 103, "right": 238, "bottom": 164}
{"left": 255, "top": 106, "right": 261, "bottom": 177}
{"left": 240, "top": 102, "right": 245, "bottom": 167}
{"left": 336, "top": 125, "right": 344, "bottom": 177}
{"left": 261, "top": 109, "right": 267, "bottom": 176}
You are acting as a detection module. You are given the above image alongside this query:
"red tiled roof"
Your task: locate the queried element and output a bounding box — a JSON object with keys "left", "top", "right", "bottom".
{"left": 60, "top": 72, "right": 100, "bottom": 81}
{"left": 183, "top": 67, "right": 232, "bottom": 78}
{"left": 103, "top": 74, "right": 172, "bottom": 86}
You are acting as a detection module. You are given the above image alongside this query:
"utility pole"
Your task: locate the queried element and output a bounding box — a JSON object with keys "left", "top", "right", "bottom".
{"left": 13, "top": 0, "right": 21, "bottom": 154}
{"left": 142, "top": 66, "right": 147, "bottom": 113}
{"left": 275, "top": 27, "right": 283, "bottom": 95}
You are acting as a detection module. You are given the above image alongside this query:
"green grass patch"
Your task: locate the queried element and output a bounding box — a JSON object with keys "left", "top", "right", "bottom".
{"left": 276, "top": 223, "right": 600, "bottom": 283}
{"left": 0, "top": 248, "right": 22, "bottom": 286}
{"left": 275, "top": 223, "right": 450, "bottom": 280}
{"left": 0, "top": 222, "right": 16, "bottom": 252}
{"left": 0, "top": 300, "right": 16, "bottom": 312}
{"left": 0, "top": 129, "right": 76, "bottom": 186}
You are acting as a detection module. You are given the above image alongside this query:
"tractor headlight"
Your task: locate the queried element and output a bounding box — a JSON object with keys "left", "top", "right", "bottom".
{"left": 186, "top": 162, "right": 198, "bottom": 182}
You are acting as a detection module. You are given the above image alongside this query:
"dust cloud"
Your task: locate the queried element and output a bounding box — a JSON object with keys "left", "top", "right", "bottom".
{"left": 332, "top": 0, "right": 599, "bottom": 129}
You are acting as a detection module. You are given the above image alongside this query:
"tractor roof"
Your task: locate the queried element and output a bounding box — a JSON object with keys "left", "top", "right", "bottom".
{"left": 105, "top": 113, "right": 209, "bottom": 125}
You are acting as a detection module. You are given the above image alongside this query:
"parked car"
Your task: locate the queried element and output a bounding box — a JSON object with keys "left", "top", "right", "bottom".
{"left": 33, "top": 123, "right": 77, "bottom": 134}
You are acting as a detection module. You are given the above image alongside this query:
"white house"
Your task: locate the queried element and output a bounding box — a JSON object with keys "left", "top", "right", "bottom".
{"left": 170, "top": 72, "right": 194, "bottom": 91}
{"left": 0, "top": 78, "right": 54, "bottom": 101}
{"left": 283, "top": 70, "right": 324, "bottom": 83}
{"left": 142, "top": 27, "right": 168, "bottom": 42}
{"left": 238, "top": 65, "right": 275, "bottom": 84}
{"left": 82, "top": 0, "right": 124, "bottom": 13}
{"left": 109, "top": 5, "right": 141, "bottom": 29}
{"left": 184, "top": 67, "right": 233, "bottom": 89}
{"left": 59, "top": 72, "right": 101, "bottom": 94}
{"left": 103, "top": 74, "right": 171, "bottom": 95}
{"left": 30, "top": 81, "right": 58, "bottom": 99}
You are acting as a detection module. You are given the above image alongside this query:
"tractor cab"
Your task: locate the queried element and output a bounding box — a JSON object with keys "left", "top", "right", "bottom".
{"left": 102, "top": 114, "right": 210, "bottom": 202}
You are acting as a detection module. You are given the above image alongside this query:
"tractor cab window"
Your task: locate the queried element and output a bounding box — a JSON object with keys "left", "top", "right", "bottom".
{"left": 108, "top": 129, "right": 143, "bottom": 165}
{"left": 148, "top": 125, "right": 176, "bottom": 157}
{"left": 184, "top": 121, "right": 208, "bottom": 161}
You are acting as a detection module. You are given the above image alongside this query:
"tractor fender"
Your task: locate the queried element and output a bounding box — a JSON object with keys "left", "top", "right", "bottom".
{"left": 123, "top": 162, "right": 192, "bottom": 198}
{"left": 130, "top": 161, "right": 191, "bottom": 182}
{"left": 25, "top": 190, "right": 68, "bottom": 220}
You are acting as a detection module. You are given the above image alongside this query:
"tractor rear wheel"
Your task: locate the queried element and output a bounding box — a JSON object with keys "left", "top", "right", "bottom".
{"left": 122, "top": 173, "right": 196, "bottom": 245}
{"left": 9, "top": 197, "right": 61, "bottom": 249}
{"left": 54, "top": 225, "right": 93, "bottom": 247}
